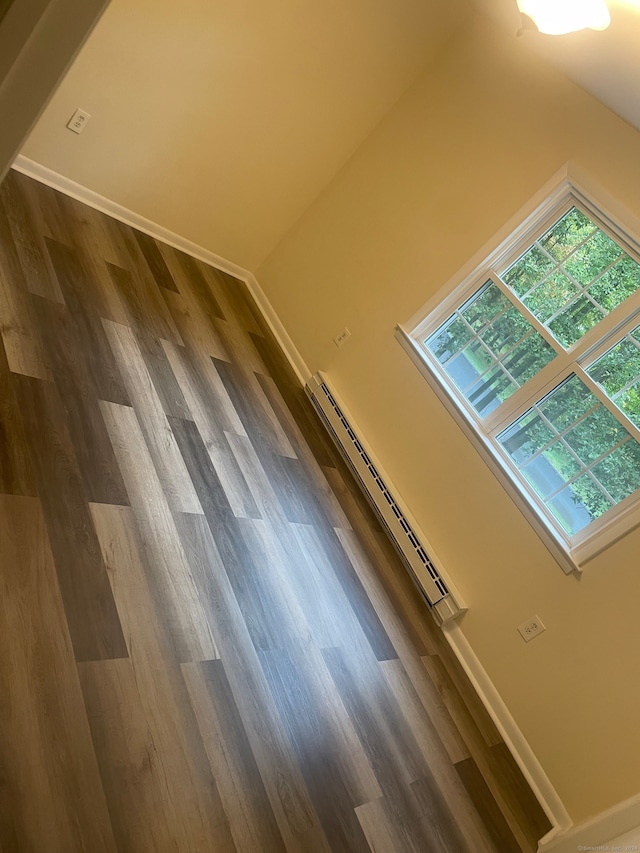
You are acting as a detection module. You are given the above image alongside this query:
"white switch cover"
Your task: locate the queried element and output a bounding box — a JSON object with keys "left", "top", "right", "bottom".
{"left": 518, "top": 615, "right": 546, "bottom": 643}
{"left": 67, "top": 108, "right": 91, "bottom": 134}
{"left": 333, "top": 327, "right": 351, "bottom": 348}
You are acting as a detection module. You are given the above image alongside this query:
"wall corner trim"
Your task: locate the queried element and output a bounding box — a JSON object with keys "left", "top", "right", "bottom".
{"left": 443, "top": 623, "right": 572, "bottom": 841}
{"left": 11, "top": 154, "right": 312, "bottom": 387}
{"left": 536, "top": 793, "right": 640, "bottom": 853}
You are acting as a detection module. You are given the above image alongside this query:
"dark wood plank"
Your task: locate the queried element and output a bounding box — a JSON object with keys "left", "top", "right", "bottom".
{"left": 183, "top": 659, "right": 288, "bottom": 853}
{"left": 161, "top": 285, "right": 230, "bottom": 362}
{"left": 106, "top": 260, "right": 182, "bottom": 346}
{"left": 202, "top": 263, "right": 263, "bottom": 335}
{"left": 259, "top": 647, "right": 374, "bottom": 853}
{"left": 0, "top": 341, "right": 35, "bottom": 496}
{"left": 0, "top": 170, "right": 64, "bottom": 303}
{"left": 322, "top": 645, "right": 454, "bottom": 853}
{"left": 176, "top": 250, "right": 226, "bottom": 322}
{"left": 29, "top": 295, "right": 129, "bottom": 505}
{"left": 44, "top": 238, "right": 131, "bottom": 405}
{"left": 486, "top": 743, "right": 552, "bottom": 847}
{"left": 456, "top": 756, "right": 522, "bottom": 853}
{"left": 14, "top": 374, "right": 128, "bottom": 662}
{"left": 0, "top": 495, "right": 117, "bottom": 852}
{"left": 250, "top": 330, "right": 342, "bottom": 468}
{"left": 51, "top": 193, "right": 132, "bottom": 324}
{"left": 170, "top": 416, "right": 300, "bottom": 651}
{"left": 256, "top": 371, "right": 352, "bottom": 527}
{"left": 163, "top": 341, "right": 261, "bottom": 518}
{"left": 215, "top": 356, "right": 297, "bottom": 459}
{"left": 0, "top": 199, "right": 51, "bottom": 379}
{"left": 137, "top": 331, "right": 193, "bottom": 419}
{"left": 331, "top": 484, "right": 436, "bottom": 659}
{"left": 12, "top": 170, "right": 73, "bottom": 246}
{"left": 132, "top": 228, "right": 180, "bottom": 292}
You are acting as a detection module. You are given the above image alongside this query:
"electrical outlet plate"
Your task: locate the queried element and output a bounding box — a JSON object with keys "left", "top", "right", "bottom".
{"left": 333, "top": 327, "right": 351, "bottom": 348}
{"left": 518, "top": 615, "right": 546, "bottom": 643}
{"left": 67, "top": 108, "right": 91, "bottom": 134}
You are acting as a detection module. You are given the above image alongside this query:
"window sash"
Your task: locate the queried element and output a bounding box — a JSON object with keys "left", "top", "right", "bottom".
{"left": 404, "top": 184, "right": 640, "bottom": 569}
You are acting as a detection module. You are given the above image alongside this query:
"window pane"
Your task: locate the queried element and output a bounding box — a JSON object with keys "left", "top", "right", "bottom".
{"left": 563, "top": 407, "right": 628, "bottom": 465}
{"left": 587, "top": 328, "right": 640, "bottom": 429}
{"left": 539, "top": 207, "right": 595, "bottom": 261}
{"left": 588, "top": 338, "right": 640, "bottom": 396}
{"left": 426, "top": 282, "right": 556, "bottom": 417}
{"left": 592, "top": 442, "right": 640, "bottom": 503}
{"left": 522, "top": 441, "right": 581, "bottom": 499}
{"left": 499, "top": 411, "right": 555, "bottom": 463}
{"left": 587, "top": 256, "right": 640, "bottom": 312}
{"left": 503, "top": 245, "right": 555, "bottom": 297}
{"left": 548, "top": 477, "right": 613, "bottom": 534}
{"left": 460, "top": 285, "right": 510, "bottom": 331}
{"left": 467, "top": 366, "right": 516, "bottom": 417}
{"left": 503, "top": 335, "right": 556, "bottom": 386}
{"left": 547, "top": 296, "right": 604, "bottom": 348}
{"left": 548, "top": 486, "right": 600, "bottom": 534}
{"left": 563, "top": 230, "right": 622, "bottom": 286}
{"left": 616, "top": 385, "right": 640, "bottom": 429}
{"left": 498, "top": 375, "right": 640, "bottom": 536}
{"left": 427, "top": 316, "right": 473, "bottom": 364}
{"left": 479, "top": 305, "right": 530, "bottom": 355}
{"left": 538, "top": 375, "right": 595, "bottom": 431}
{"left": 522, "top": 273, "right": 578, "bottom": 323}
{"left": 501, "top": 207, "right": 640, "bottom": 350}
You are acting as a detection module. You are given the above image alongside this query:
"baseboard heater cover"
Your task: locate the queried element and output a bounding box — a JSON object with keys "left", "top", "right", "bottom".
{"left": 306, "top": 372, "right": 466, "bottom": 625}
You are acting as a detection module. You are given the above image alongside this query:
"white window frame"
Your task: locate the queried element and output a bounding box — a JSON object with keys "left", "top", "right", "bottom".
{"left": 396, "top": 165, "right": 640, "bottom": 573}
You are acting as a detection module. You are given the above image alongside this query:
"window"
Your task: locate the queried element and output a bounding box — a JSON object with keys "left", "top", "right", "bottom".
{"left": 399, "top": 177, "right": 640, "bottom": 571}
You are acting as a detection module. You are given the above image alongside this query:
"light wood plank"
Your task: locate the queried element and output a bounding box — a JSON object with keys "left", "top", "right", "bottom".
{"left": 103, "top": 318, "right": 202, "bottom": 513}
{"left": 100, "top": 400, "right": 217, "bottom": 662}
{"left": 175, "top": 511, "right": 332, "bottom": 853}
{"left": 86, "top": 503, "right": 233, "bottom": 853}
{"left": 162, "top": 339, "right": 259, "bottom": 518}
{"left": 356, "top": 798, "right": 410, "bottom": 853}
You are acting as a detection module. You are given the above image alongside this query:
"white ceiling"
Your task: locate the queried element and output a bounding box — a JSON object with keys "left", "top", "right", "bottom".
{"left": 469, "top": 0, "right": 640, "bottom": 133}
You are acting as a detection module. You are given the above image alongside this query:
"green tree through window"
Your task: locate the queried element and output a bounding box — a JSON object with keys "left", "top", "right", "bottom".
{"left": 413, "top": 193, "right": 640, "bottom": 564}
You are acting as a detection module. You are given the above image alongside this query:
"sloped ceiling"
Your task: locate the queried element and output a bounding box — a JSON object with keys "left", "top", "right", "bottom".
{"left": 469, "top": 0, "right": 640, "bottom": 133}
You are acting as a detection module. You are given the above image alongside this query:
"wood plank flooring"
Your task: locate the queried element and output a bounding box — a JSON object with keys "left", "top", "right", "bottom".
{"left": 0, "top": 168, "right": 552, "bottom": 852}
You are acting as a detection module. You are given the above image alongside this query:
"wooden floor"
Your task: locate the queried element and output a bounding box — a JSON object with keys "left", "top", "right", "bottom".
{"left": 0, "top": 169, "right": 551, "bottom": 853}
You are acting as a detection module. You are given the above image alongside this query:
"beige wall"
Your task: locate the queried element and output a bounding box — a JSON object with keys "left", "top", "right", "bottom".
{"left": 257, "top": 16, "right": 640, "bottom": 824}
{"left": 0, "top": 0, "right": 108, "bottom": 180}
{"left": 21, "top": 0, "right": 465, "bottom": 271}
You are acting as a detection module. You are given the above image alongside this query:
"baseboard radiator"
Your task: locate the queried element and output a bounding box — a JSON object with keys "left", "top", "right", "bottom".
{"left": 306, "top": 372, "right": 466, "bottom": 626}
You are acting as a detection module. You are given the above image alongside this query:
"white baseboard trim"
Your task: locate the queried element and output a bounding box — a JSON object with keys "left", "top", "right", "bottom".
{"left": 537, "top": 793, "right": 640, "bottom": 853}
{"left": 11, "top": 154, "right": 312, "bottom": 387}
{"left": 245, "top": 272, "right": 312, "bottom": 387}
{"left": 443, "top": 623, "right": 572, "bottom": 842}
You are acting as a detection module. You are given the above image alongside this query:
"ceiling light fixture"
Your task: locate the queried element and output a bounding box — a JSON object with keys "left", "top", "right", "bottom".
{"left": 516, "top": 0, "right": 611, "bottom": 35}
